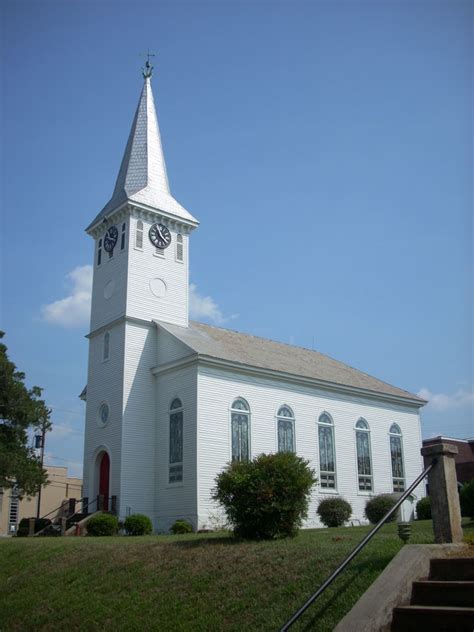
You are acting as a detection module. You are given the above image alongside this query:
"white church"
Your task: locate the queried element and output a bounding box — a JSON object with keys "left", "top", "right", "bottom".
{"left": 82, "top": 63, "right": 426, "bottom": 531}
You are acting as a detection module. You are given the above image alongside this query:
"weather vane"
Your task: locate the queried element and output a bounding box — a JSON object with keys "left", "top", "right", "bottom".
{"left": 140, "top": 49, "right": 156, "bottom": 79}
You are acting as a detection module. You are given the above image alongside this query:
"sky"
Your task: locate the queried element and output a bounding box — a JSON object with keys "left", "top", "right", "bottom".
{"left": 1, "top": 0, "right": 472, "bottom": 478}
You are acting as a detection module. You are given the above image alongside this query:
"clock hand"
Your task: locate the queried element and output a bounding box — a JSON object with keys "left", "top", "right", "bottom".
{"left": 156, "top": 225, "right": 165, "bottom": 241}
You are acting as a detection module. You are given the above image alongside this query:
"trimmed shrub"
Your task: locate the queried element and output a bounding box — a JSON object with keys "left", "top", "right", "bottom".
{"left": 317, "top": 497, "right": 352, "bottom": 527}
{"left": 170, "top": 519, "right": 193, "bottom": 535}
{"left": 87, "top": 513, "right": 119, "bottom": 536}
{"left": 364, "top": 494, "right": 399, "bottom": 525}
{"left": 212, "top": 452, "right": 317, "bottom": 540}
{"left": 416, "top": 496, "right": 431, "bottom": 520}
{"left": 124, "top": 514, "right": 153, "bottom": 536}
{"left": 460, "top": 479, "right": 474, "bottom": 518}
{"left": 16, "top": 517, "right": 51, "bottom": 537}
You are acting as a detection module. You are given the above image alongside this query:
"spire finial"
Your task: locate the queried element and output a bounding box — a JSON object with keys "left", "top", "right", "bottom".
{"left": 140, "top": 49, "right": 156, "bottom": 79}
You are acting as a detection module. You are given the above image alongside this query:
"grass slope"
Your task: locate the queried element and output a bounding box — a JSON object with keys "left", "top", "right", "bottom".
{"left": 1, "top": 520, "right": 473, "bottom": 631}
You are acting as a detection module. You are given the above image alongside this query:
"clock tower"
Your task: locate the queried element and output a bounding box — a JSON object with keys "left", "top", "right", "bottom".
{"left": 82, "top": 62, "right": 198, "bottom": 518}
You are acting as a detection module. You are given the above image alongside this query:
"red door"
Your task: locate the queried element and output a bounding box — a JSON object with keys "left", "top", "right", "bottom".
{"left": 99, "top": 452, "right": 110, "bottom": 511}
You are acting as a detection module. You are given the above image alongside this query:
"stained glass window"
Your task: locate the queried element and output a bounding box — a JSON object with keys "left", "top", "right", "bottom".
{"left": 277, "top": 406, "right": 295, "bottom": 452}
{"left": 169, "top": 399, "right": 183, "bottom": 483}
{"left": 231, "top": 399, "right": 250, "bottom": 462}
{"left": 389, "top": 424, "right": 405, "bottom": 492}
{"left": 355, "top": 418, "right": 372, "bottom": 491}
{"left": 318, "top": 413, "right": 336, "bottom": 489}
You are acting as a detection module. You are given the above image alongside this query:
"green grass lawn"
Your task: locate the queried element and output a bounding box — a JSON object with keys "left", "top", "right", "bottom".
{"left": 1, "top": 519, "right": 473, "bottom": 632}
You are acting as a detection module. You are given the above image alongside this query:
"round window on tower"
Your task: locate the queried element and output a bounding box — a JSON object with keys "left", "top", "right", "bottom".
{"left": 97, "top": 402, "right": 110, "bottom": 428}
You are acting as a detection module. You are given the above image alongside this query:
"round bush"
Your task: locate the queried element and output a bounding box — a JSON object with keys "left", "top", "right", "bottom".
{"left": 170, "top": 519, "right": 193, "bottom": 535}
{"left": 124, "top": 514, "right": 153, "bottom": 536}
{"left": 317, "top": 497, "right": 352, "bottom": 527}
{"left": 460, "top": 479, "right": 474, "bottom": 518}
{"left": 364, "top": 494, "right": 399, "bottom": 525}
{"left": 416, "top": 496, "right": 431, "bottom": 520}
{"left": 16, "top": 517, "right": 51, "bottom": 537}
{"left": 87, "top": 513, "right": 119, "bottom": 536}
{"left": 212, "top": 452, "right": 317, "bottom": 540}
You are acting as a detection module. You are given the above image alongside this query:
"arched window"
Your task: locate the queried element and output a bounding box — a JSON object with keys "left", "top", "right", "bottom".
{"left": 121, "top": 222, "right": 126, "bottom": 250}
{"left": 97, "top": 238, "right": 102, "bottom": 266}
{"left": 318, "top": 413, "right": 336, "bottom": 489}
{"left": 176, "top": 234, "right": 184, "bottom": 262}
{"left": 169, "top": 398, "right": 183, "bottom": 483}
{"left": 135, "top": 220, "right": 143, "bottom": 250}
{"left": 355, "top": 418, "right": 372, "bottom": 491}
{"left": 277, "top": 405, "right": 295, "bottom": 452}
{"left": 103, "top": 332, "right": 110, "bottom": 361}
{"left": 389, "top": 423, "right": 405, "bottom": 492}
{"left": 231, "top": 398, "right": 250, "bottom": 462}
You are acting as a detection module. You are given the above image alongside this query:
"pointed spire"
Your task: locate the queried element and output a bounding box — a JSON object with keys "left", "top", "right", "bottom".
{"left": 87, "top": 74, "right": 197, "bottom": 231}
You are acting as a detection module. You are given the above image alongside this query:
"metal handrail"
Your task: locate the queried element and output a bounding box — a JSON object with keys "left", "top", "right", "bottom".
{"left": 279, "top": 461, "right": 435, "bottom": 631}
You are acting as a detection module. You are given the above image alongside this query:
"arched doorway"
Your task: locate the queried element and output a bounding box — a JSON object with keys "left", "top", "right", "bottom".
{"left": 99, "top": 452, "right": 110, "bottom": 511}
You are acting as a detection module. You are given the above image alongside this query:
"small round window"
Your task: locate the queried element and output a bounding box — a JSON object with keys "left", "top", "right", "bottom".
{"left": 97, "top": 402, "right": 110, "bottom": 427}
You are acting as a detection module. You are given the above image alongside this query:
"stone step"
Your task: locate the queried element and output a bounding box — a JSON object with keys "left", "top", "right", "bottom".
{"left": 430, "top": 558, "right": 474, "bottom": 581}
{"left": 411, "top": 580, "right": 474, "bottom": 607}
{"left": 392, "top": 605, "right": 474, "bottom": 632}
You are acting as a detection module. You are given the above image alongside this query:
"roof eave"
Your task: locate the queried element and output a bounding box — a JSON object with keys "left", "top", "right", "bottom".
{"left": 151, "top": 347, "right": 426, "bottom": 409}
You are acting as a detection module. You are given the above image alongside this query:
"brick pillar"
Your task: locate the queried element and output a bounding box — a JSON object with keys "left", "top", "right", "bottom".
{"left": 421, "top": 441, "right": 463, "bottom": 543}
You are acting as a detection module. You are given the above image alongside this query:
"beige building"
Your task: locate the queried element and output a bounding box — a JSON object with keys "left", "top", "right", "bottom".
{"left": 0, "top": 465, "right": 83, "bottom": 535}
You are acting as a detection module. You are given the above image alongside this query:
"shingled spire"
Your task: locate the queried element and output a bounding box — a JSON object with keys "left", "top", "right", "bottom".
{"left": 87, "top": 74, "right": 197, "bottom": 231}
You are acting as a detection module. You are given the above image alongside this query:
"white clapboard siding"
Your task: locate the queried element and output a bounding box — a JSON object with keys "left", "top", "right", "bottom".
{"left": 90, "top": 218, "right": 129, "bottom": 332}
{"left": 119, "top": 321, "right": 158, "bottom": 519}
{"left": 154, "top": 364, "right": 198, "bottom": 532}
{"left": 83, "top": 320, "right": 125, "bottom": 502}
{"left": 196, "top": 365, "right": 424, "bottom": 529}
{"left": 126, "top": 215, "right": 189, "bottom": 327}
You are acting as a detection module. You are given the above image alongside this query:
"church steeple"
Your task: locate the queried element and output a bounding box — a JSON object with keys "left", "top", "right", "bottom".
{"left": 86, "top": 72, "right": 198, "bottom": 231}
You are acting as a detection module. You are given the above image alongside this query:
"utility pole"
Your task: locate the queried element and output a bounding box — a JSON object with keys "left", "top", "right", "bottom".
{"left": 35, "top": 417, "right": 47, "bottom": 520}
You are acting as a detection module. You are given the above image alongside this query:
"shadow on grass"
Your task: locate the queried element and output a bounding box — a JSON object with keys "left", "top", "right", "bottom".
{"left": 294, "top": 553, "right": 395, "bottom": 632}
{"left": 167, "top": 535, "right": 242, "bottom": 549}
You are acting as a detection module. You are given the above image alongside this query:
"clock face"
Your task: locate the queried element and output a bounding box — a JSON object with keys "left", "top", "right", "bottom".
{"left": 104, "top": 226, "right": 118, "bottom": 252}
{"left": 149, "top": 223, "right": 172, "bottom": 249}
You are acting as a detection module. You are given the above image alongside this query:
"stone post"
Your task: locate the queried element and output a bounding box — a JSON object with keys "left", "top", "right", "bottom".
{"left": 60, "top": 516, "right": 67, "bottom": 536}
{"left": 28, "top": 517, "right": 36, "bottom": 536}
{"left": 421, "top": 441, "right": 463, "bottom": 543}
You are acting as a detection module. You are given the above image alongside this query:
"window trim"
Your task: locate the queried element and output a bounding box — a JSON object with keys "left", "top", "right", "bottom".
{"left": 97, "top": 238, "right": 102, "bottom": 266}
{"left": 103, "top": 331, "right": 110, "bottom": 362}
{"left": 168, "top": 398, "right": 184, "bottom": 485}
{"left": 120, "top": 222, "right": 126, "bottom": 251}
{"left": 389, "top": 423, "right": 405, "bottom": 492}
{"left": 229, "top": 397, "right": 251, "bottom": 462}
{"left": 135, "top": 220, "right": 144, "bottom": 251}
{"left": 176, "top": 233, "right": 184, "bottom": 263}
{"left": 276, "top": 405, "right": 296, "bottom": 453}
{"left": 318, "top": 412, "right": 337, "bottom": 492}
{"left": 354, "top": 417, "right": 373, "bottom": 493}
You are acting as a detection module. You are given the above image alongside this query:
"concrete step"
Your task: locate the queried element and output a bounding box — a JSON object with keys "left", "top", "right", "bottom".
{"left": 430, "top": 558, "right": 474, "bottom": 581}
{"left": 411, "top": 580, "right": 474, "bottom": 607}
{"left": 392, "top": 605, "right": 474, "bottom": 632}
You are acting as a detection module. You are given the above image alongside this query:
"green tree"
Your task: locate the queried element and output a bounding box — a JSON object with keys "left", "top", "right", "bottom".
{"left": 0, "top": 331, "right": 51, "bottom": 496}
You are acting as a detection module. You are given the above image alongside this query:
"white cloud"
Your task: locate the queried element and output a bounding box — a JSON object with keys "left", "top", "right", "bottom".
{"left": 41, "top": 265, "right": 92, "bottom": 328}
{"left": 189, "top": 283, "right": 238, "bottom": 325}
{"left": 417, "top": 387, "right": 474, "bottom": 412}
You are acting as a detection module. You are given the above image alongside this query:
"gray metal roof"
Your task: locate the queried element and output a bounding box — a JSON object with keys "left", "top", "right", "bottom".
{"left": 159, "top": 320, "right": 426, "bottom": 405}
{"left": 87, "top": 77, "right": 197, "bottom": 231}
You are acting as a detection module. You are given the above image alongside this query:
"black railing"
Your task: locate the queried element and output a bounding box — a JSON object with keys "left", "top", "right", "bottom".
{"left": 279, "top": 461, "right": 435, "bottom": 631}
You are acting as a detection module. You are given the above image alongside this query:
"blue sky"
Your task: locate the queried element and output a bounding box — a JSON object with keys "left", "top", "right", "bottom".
{"left": 1, "top": 0, "right": 472, "bottom": 477}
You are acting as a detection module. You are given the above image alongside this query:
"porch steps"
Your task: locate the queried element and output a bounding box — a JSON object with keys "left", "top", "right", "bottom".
{"left": 391, "top": 557, "right": 474, "bottom": 632}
